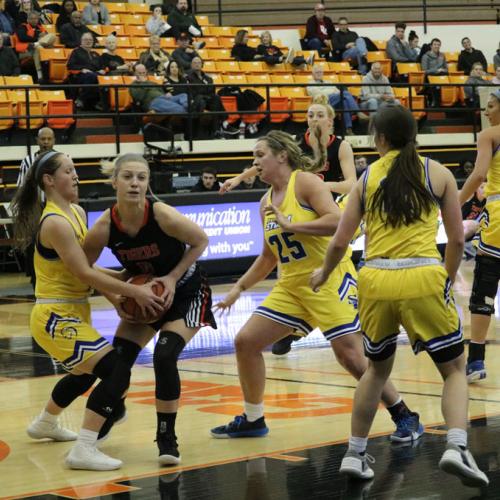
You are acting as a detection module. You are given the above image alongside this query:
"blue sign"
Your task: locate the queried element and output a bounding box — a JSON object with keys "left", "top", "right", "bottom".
{"left": 87, "top": 201, "right": 264, "bottom": 268}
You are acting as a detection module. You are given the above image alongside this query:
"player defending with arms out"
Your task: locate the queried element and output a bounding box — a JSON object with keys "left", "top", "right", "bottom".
{"left": 459, "top": 89, "right": 500, "bottom": 383}
{"left": 211, "top": 130, "right": 423, "bottom": 443}
{"left": 11, "top": 151, "right": 164, "bottom": 471}
{"left": 311, "top": 105, "right": 488, "bottom": 487}
{"left": 84, "top": 153, "right": 217, "bottom": 465}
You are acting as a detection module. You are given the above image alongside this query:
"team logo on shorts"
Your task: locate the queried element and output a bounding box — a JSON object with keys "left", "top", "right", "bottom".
{"left": 45, "top": 312, "right": 82, "bottom": 339}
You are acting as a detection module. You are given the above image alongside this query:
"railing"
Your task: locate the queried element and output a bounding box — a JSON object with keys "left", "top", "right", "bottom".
{"left": 0, "top": 81, "right": 494, "bottom": 158}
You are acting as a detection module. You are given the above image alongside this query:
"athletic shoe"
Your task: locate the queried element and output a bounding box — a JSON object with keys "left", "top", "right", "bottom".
{"left": 339, "top": 449, "right": 375, "bottom": 480}
{"left": 271, "top": 334, "right": 301, "bottom": 355}
{"left": 65, "top": 443, "right": 122, "bottom": 471}
{"left": 285, "top": 48, "right": 295, "bottom": 64}
{"left": 222, "top": 123, "right": 240, "bottom": 136}
{"left": 194, "top": 41, "right": 206, "bottom": 50}
{"left": 156, "top": 433, "right": 181, "bottom": 466}
{"left": 466, "top": 360, "right": 487, "bottom": 383}
{"left": 439, "top": 443, "right": 489, "bottom": 487}
{"left": 390, "top": 411, "right": 424, "bottom": 443}
{"left": 306, "top": 53, "right": 315, "bottom": 65}
{"left": 210, "top": 414, "right": 269, "bottom": 438}
{"left": 96, "top": 402, "right": 128, "bottom": 446}
{"left": 27, "top": 416, "right": 77, "bottom": 442}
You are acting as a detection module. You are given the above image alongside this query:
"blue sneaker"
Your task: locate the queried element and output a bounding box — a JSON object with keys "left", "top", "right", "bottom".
{"left": 210, "top": 414, "right": 269, "bottom": 439}
{"left": 466, "top": 360, "right": 486, "bottom": 383}
{"left": 390, "top": 412, "right": 424, "bottom": 443}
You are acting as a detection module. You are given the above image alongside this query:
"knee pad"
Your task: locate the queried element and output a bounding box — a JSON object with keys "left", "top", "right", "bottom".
{"left": 51, "top": 373, "right": 97, "bottom": 408}
{"left": 153, "top": 331, "right": 186, "bottom": 401}
{"left": 112, "top": 337, "right": 142, "bottom": 367}
{"left": 87, "top": 351, "right": 131, "bottom": 418}
{"left": 469, "top": 255, "right": 499, "bottom": 316}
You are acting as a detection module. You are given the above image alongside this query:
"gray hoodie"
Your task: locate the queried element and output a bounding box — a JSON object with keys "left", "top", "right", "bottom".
{"left": 421, "top": 50, "right": 448, "bottom": 75}
{"left": 360, "top": 71, "right": 394, "bottom": 101}
{"left": 386, "top": 34, "right": 417, "bottom": 63}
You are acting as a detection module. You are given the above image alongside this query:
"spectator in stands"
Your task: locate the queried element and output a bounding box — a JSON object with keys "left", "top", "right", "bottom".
{"left": 164, "top": 59, "right": 189, "bottom": 96}
{"left": 0, "top": 0, "right": 15, "bottom": 45}
{"left": 81, "top": 0, "right": 110, "bottom": 25}
{"left": 167, "top": 0, "right": 202, "bottom": 39}
{"left": 130, "top": 62, "right": 188, "bottom": 114}
{"left": 67, "top": 31, "right": 106, "bottom": 109}
{"left": 139, "top": 34, "right": 170, "bottom": 75}
{"left": 60, "top": 11, "right": 97, "bottom": 48}
{"left": 354, "top": 155, "right": 368, "bottom": 177}
{"left": 303, "top": 3, "right": 333, "bottom": 55}
{"left": 492, "top": 65, "right": 500, "bottom": 85}
{"left": 171, "top": 32, "right": 199, "bottom": 71}
{"left": 421, "top": 38, "right": 447, "bottom": 75}
{"left": 55, "top": 0, "right": 76, "bottom": 31}
{"left": 191, "top": 167, "right": 220, "bottom": 192}
{"left": 100, "top": 34, "right": 133, "bottom": 74}
{"left": 236, "top": 166, "right": 267, "bottom": 190}
{"left": 465, "top": 62, "right": 493, "bottom": 107}
{"left": 386, "top": 22, "right": 417, "bottom": 64}
{"left": 0, "top": 31, "right": 19, "bottom": 74}
{"left": 15, "top": 10, "right": 55, "bottom": 80}
{"left": 331, "top": 16, "right": 367, "bottom": 74}
{"left": 458, "top": 37, "right": 487, "bottom": 76}
{"left": 408, "top": 30, "right": 419, "bottom": 60}
{"left": 185, "top": 56, "right": 239, "bottom": 137}
{"left": 13, "top": 0, "right": 35, "bottom": 26}
{"left": 306, "top": 64, "right": 363, "bottom": 135}
{"left": 359, "top": 61, "right": 397, "bottom": 112}
{"left": 493, "top": 41, "right": 500, "bottom": 70}
{"left": 146, "top": 5, "right": 176, "bottom": 38}
{"left": 257, "top": 31, "right": 314, "bottom": 68}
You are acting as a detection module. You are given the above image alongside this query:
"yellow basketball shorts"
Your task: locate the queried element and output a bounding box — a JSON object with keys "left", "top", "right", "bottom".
{"left": 254, "top": 260, "right": 360, "bottom": 341}
{"left": 478, "top": 199, "right": 500, "bottom": 258}
{"left": 30, "top": 302, "right": 110, "bottom": 371}
{"left": 358, "top": 265, "right": 463, "bottom": 363}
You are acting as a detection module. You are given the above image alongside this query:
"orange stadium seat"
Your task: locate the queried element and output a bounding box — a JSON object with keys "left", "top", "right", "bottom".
{"left": 210, "top": 26, "right": 236, "bottom": 37}
{"left": 289, "top": 95, "right": 312, "bottom": 122}
{"left": 107, "top": 2, "right": 128, "bottom": 13}
{"left": 279, "top": 86, "right": 307, "bottom": 99}
{"left": 130, "top": 37, "right": 150, "bottom": 50}
{"left": 270, "top": 74, "right": 295, "bottom": 85}
{"left": 40, "top": 47, "right": 68, "bottom": 82}
{"left": 0, "top": 99, "right": 16, "bottom": 131}
{"left": 373, "top": 40, "right": 387, "bottom": 50}
{"left": 197, "top": 16, "right": 210, "bottom": 26}
{"left": 121, "top": 14, "right": 145, "bottom": 25}
{"left": 115, "top": 48, "right": 137, "bottom": 61}
{"left": 102, "top": 25, "right": 126, "bottom": 36}
{"left": 449, "top": 74, "right": 468, "bottom": 103}
{"left": 86, "top": 24, "right": 103, "bottom": 35}
{"left": 127, "top": 3, "right": 150, "bottom": 14}
{"left": 268, "top": 96, "right": 289, "bottom": 123}
{"left": 238, "top": 61, "right": 267, "bottom": 73}
{"left": 46, "top": 100, "right": 75, "bottom": 129}
{"left": 366, "top": 51, "right": 387, "bottom": 63}
{"left": 428, "top": 75, "right": 457, "bottom": 107}
{"left": 125, "top": 25, "right": 147, "bottom": 37}
{"left": 98, "top": 75, "right": 131, "bottom": 111}
{"left": 339, "top": 73, "right": 363, "bottom": 97}
{"left": 219, "top": 96, "right": 240, "bottom": 123}
{"left": 215, "top": 61, "right": 240, "bottom": 73}
{"left": 109, "top": 13, "right": 122, "bottom": 24}
{"left": 208, "top": 49, "right": 232, "bottom": 60}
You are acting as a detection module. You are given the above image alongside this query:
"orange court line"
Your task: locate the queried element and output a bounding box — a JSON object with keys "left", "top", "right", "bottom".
{"left": 267, "top": 453, "right": 308, "bottom": 462}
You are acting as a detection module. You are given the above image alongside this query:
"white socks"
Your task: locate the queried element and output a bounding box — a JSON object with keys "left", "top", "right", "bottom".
{"left": 40, "top": 410, "right": 58, "bottom": 423}
{"left": 447, "top": 428, "right": 467, "bottom": 449}
{"left": 348, "top": 436, "right": 368, "bottom": 454}
{"left": 77, "top": 428, "right": 98, "bottom": 447}
{"left": 244, "top": 402, "right": 264, "bottom": 422}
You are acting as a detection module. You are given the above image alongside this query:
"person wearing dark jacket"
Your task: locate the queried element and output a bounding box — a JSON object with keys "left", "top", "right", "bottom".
{"left": 0, "top": 33, "right": 20, "bottom": 74}
{"left": 59, "top": 11, "right": 97, "bottom": 48}
{"left": 331, "top": 17, "right": 367, "bottom": 73}
{"left": 190, "top": 167, "right": 220, "bottom": 192}
{"left": 67, "top": 31, "right": 106, "bottom": 109}
{"left": 171, "top": 32, "right": 199, "bottom": 71}
{"left": 164, "top": 59, "right": 189, "bottom": 95}
{"left": 386, "top": 22, "right": 417, "bottom": 64}
{"left": 304, "top": 3, "right": 334, "bottom": 53}
{"left": 55, "top": 0, "right": 77, "bottom": 31}
{"left": 257, "top": 30, "right": 314, "bottom": 67}
{"left": 167, "top": 0, "right": 202, "bottom": 38}
{"left": 99, "top": 34, "right": 132, "bottom": 74}
{"left": 0, "top": 0, "right": 16, "bottom": 45}
{"left": 457, "top": 37, "right": 488, "bottom": 76}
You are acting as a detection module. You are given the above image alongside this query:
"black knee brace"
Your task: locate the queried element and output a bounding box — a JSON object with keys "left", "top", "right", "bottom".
{"left": 469, "top": 255, "right": 500, "bottom": 316}
{"left": 112, "top": 337, "right": 142, "bottom": 367}
{"left": 153, "top": 331, "right": 186, "bottom": 401}
{"left": 87, "top": 350, "right": 131, "bottom": 418}
{"left": 51, "top": 373, "right": 97, "bottom": 408}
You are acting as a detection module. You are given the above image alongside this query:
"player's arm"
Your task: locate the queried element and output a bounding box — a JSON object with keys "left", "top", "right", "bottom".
{"left": 324, "top": 140, "right": 356, "bottom": 195}
{"left": 219, "top": 165, "right": 258, "bottom": 193}
{"left": 459, "top": 130, "right": 493, "bottom": 205}
{"left": 43, "top": 216, "right": 163, "bottom": 312}
{"left": 267, "top": 172, "right": 340, "bottom": 236}
{"left": 310, "top": 177, "right": 364, "bottom": 291}
{"left": 430, "top": 160, "right": 464, "bottom": 283}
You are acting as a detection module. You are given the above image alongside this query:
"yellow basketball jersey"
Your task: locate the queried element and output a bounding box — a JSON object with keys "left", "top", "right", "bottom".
{"left": 363, "top": 150, "right": 440, "bottom": 260}
{"left": 264, "top": 170, "right": 351, "bottom": 280}
{"left": 484, "top": 144, "right": 500, "bottom": 197}
{"left": 34, "top": 200, "right": 91, "bottom": 299}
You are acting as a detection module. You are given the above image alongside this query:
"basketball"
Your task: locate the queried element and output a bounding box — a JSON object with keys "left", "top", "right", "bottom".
{"left": 121, "top": 274, "right": 165, "bottom": 323}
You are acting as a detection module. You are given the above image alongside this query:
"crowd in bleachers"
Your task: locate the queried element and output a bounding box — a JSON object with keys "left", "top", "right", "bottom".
{"left": 0, "top": 0, "right": 498, "bottom": 139}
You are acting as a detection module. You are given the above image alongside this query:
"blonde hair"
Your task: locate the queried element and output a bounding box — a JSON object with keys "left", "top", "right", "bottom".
{"left": 101, "top": 153, "right": 150, "bottom": 179}
{"left": 259, "top": 30, "right": 272, "bottom": 45}
{"left": 310, "top": 94, "right": 335, "bottom": 121}
{"left": 257, "top": 130, "right": 326, "bottom": 173}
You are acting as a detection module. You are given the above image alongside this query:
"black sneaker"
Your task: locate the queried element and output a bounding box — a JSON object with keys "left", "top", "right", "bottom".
{"left": 222, "top": 123, "right": 240, "bottom": 135}
{"left": 210, "top": 414, "right": 269, "bottom": 438}
{"left": 271, "top": 334, "right": 301, "bottom": 355}
{"left": 156, "top": 433, "right": 181, "bottom": 466}
{"left": 96, "top": 400, "right": 127, "bottom": 446}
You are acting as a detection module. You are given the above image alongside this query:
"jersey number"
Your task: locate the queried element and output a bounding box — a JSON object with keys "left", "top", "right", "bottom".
{"left": 268, "top": 232, "right": 307, "bottom": 263}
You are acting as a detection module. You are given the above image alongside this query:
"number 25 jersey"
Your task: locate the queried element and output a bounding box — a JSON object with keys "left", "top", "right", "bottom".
{"left": 263, "top": 170, "right": 351, "bottom": 282}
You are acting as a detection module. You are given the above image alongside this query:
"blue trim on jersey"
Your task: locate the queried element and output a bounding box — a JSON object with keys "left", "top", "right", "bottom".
{"left": 337, "top": 272, "right": 357, "bottom": 301}
{"left": 478, "top": 239, "right": 500, "bottom": 258}
{"left": 360, "top": 167, "right": 370, "bottom": 211}
{"left": 424, "top": 157, "right": 441, "bottom": 204}
{"left": 62, "top": 338, "right": 110, "bottom": 369}
{"left": 299, "top": 203, "right": 315, "bottom": 212}
{"left": 494, "top": 143, "right": 500, "bottom": 155}
{"left": 412, "top": 327, "right": 463, "bottom": 355}
{"left": 323, "top": 315, "right": 360, "bottom": 340}
{"left": 362, "top": 332, "right": 399, "bottom": 355}
{"left": 253, "top": 306, "right": 313, "bottom": 334}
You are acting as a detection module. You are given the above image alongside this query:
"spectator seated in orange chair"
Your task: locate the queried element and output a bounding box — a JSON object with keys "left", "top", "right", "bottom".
{"left": 257, "top": 30, "right": 314, "bottom": 68}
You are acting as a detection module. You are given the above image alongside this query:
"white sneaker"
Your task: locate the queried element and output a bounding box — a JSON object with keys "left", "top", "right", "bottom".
{"left": 340, "top": 449, "right": 375, "bottom": 480}
{"left": 65, "top": 443, "right": 123, "bottom": 471}
{"left": 439, "top": 443, "right": 489, "bottom": 487}
{"left": 27, "top": 417, "right": 77, "bottom": 442}
{"left": 285, "top": 48, "right": 295, "bottom": 64}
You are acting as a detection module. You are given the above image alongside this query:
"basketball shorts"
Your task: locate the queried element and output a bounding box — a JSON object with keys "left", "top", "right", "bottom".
{"left": 149, "top": 269, "right": 217, "bottom": 331}
{"left": 254, "top": 259, "right": 360, "bottom": 341}
{"left": 31, "top": 302, "right": 110, "bottom": 371}
{"left": 478, "top": 199, "right": 500, "bottom": 258}
{"left": 358, "top": 265, "right": 463, "bottom": 363}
